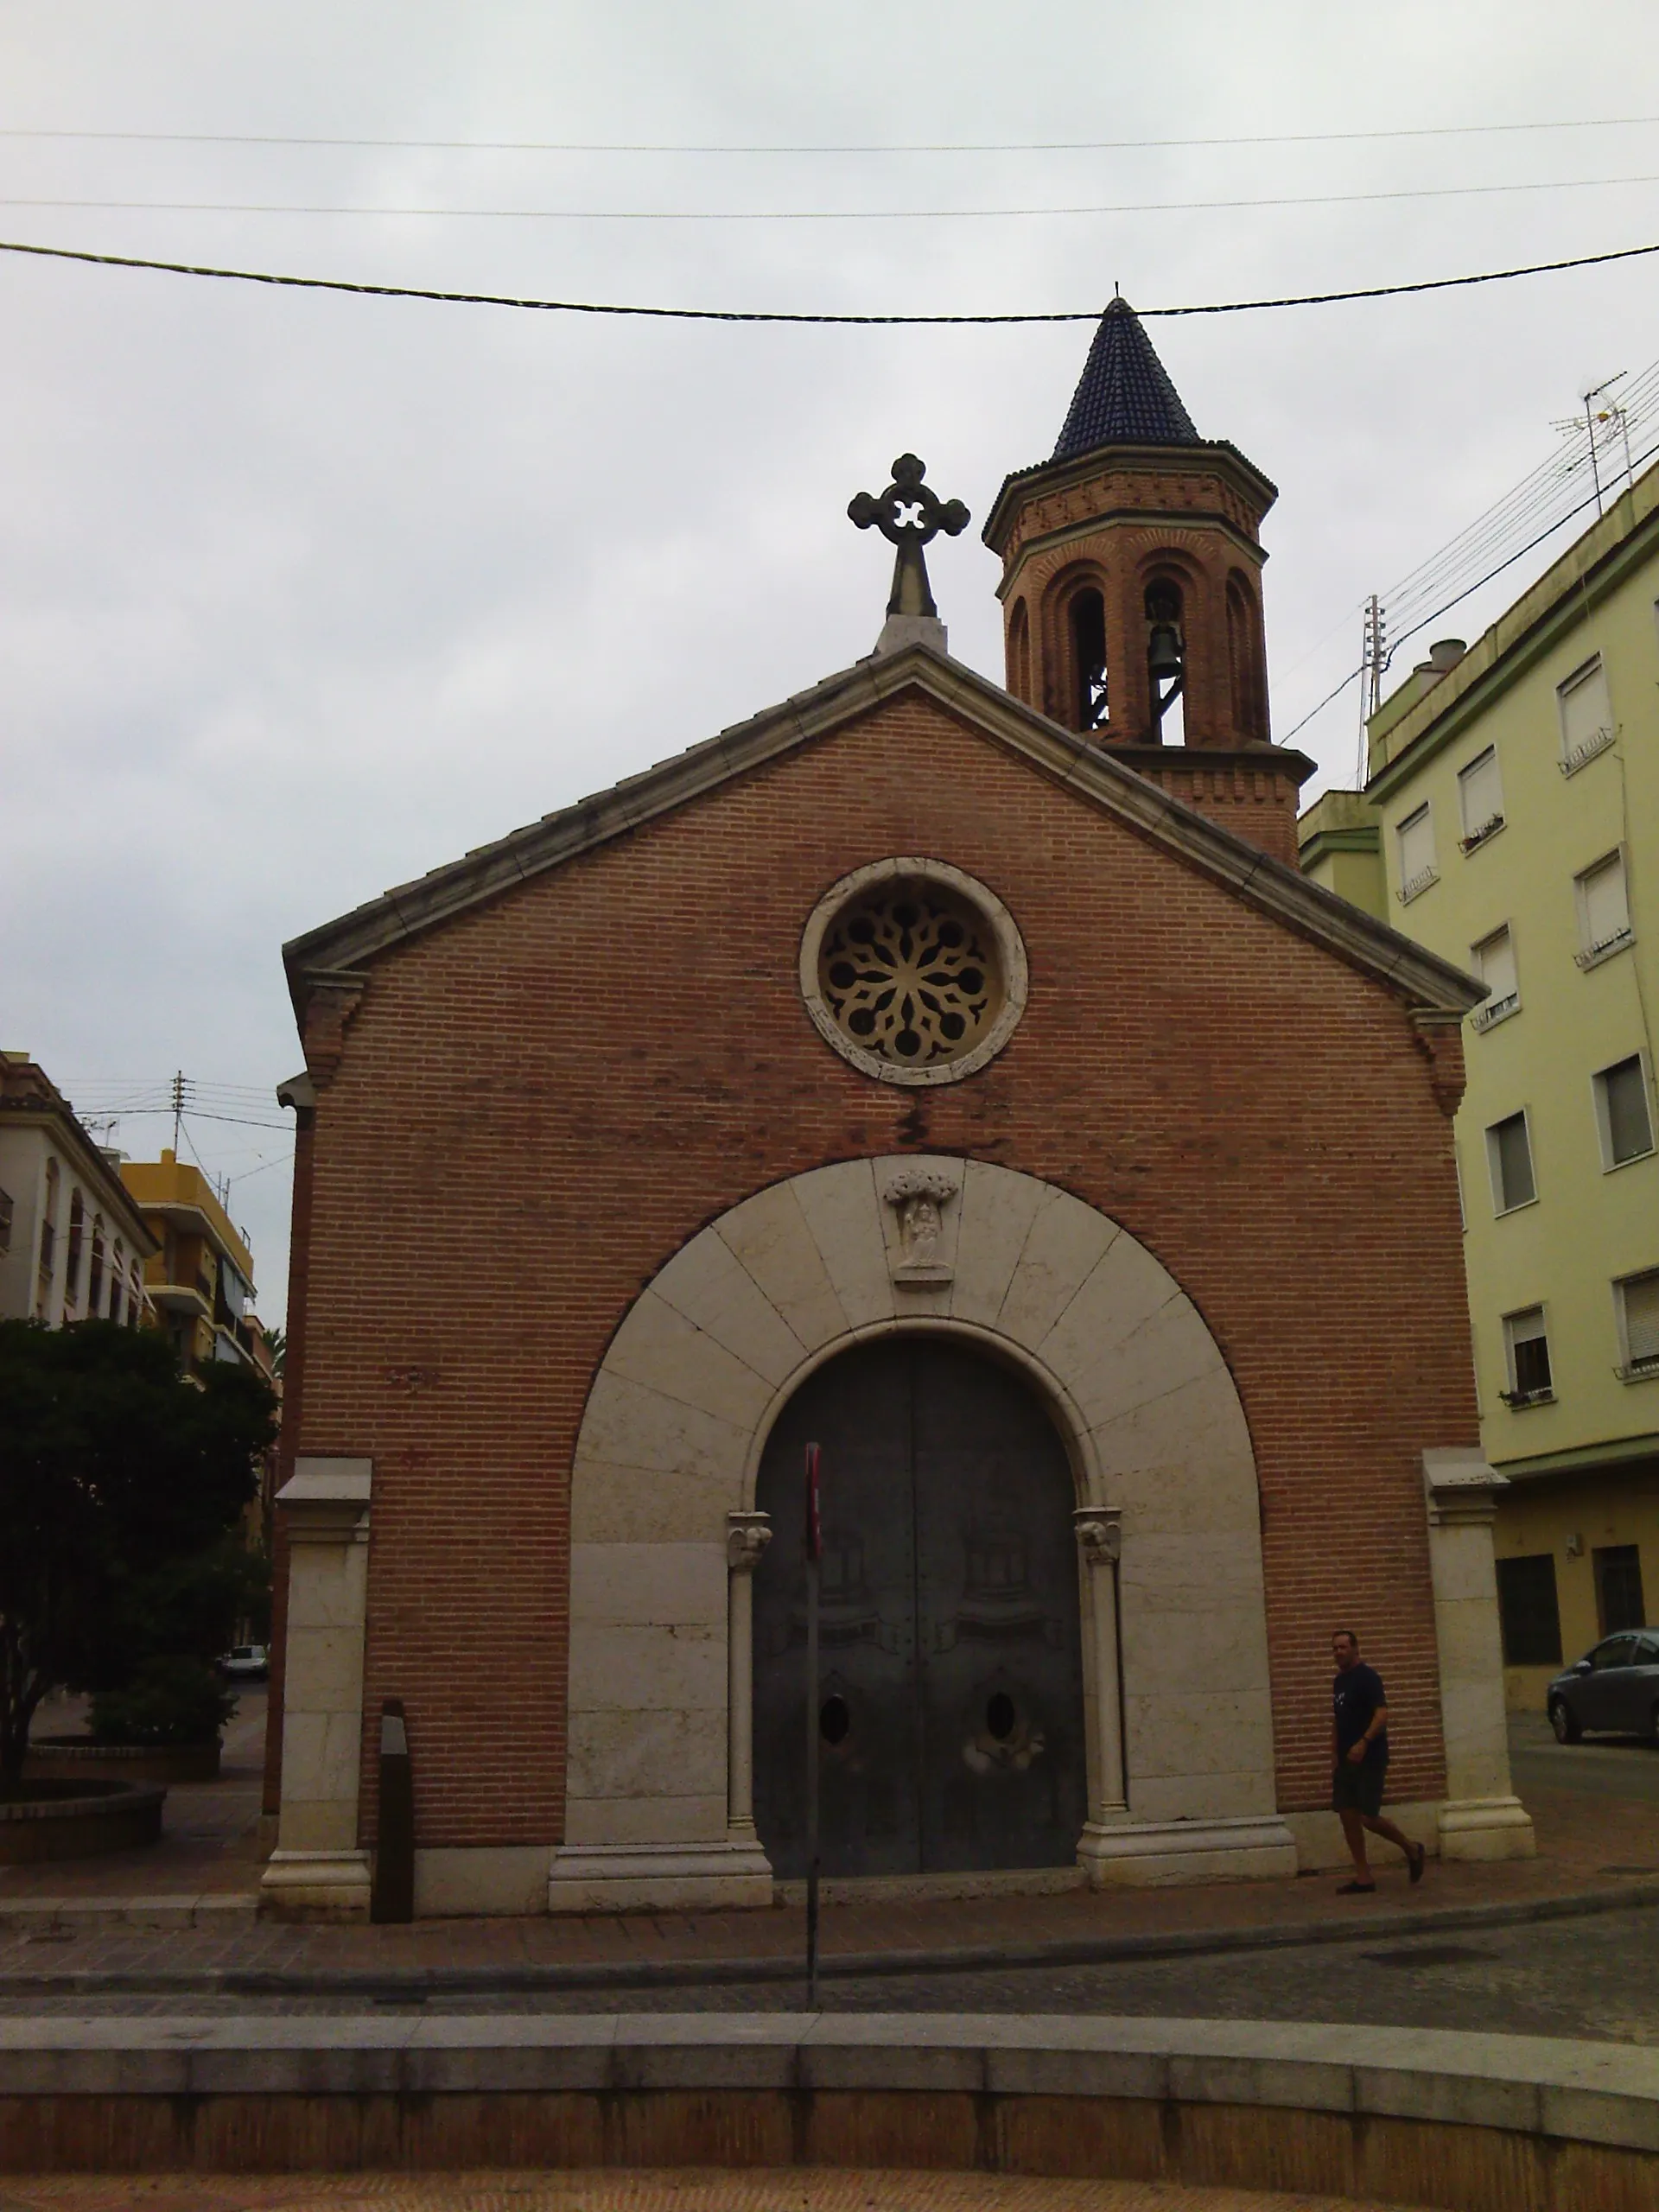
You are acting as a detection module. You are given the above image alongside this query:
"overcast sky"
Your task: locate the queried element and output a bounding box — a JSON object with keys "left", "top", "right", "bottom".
{"left": 4, "top": 2, "right": 1658, "bottom": 1323}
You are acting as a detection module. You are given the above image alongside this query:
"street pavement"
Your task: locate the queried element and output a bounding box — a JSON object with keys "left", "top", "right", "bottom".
{"left": 4, "top": 1703, "right": 1657, "bottom": 2046}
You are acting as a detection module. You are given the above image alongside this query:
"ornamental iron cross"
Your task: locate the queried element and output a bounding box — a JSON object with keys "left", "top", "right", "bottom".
{"left": 849, "top": 454, "right": 970, "bottom": 620}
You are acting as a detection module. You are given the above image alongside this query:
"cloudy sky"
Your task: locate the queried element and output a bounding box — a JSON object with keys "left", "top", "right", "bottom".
{"left": 4, "top": 2, "right": 1658, "bottom": 1322}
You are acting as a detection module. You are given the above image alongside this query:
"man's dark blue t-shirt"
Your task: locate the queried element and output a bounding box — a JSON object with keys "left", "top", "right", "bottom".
{"left": 1333, "top": 1662, "right": 1389, "bottom": 1768}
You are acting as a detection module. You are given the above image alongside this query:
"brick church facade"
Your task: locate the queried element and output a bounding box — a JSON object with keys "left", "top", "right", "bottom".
{"left": 262, "top": 303, "right": 1533, "bottom": 1919}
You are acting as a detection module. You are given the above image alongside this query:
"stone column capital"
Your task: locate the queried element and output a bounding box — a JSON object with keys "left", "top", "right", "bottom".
{"left": 1422, "top": 1447, "right": 1508, "bottom": 1528}
{"left": 1073, "top": 1505, "right": 1122, "bottom": 1566}
{"left": 726, "top": 1511, "right": 772, "bottom": 1573}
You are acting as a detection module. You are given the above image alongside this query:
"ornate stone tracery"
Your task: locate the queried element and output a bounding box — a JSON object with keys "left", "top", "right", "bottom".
{"left": 798, "top": 858, "right": 1028, "bottom": 1088}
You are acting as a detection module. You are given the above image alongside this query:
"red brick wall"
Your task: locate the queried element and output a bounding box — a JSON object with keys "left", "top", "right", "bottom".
{"left": 282, "top": 685, "right": 1471, "bottom": 1848}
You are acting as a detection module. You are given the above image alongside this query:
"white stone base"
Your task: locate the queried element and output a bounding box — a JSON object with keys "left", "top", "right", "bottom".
{"left": 546, "top": 1839, "right": 774, "bottom": 1914}
{"left": 1077, "top": 1815, "right": 1299, "bottom": 1888}
{"left": 257, "top": 1848, "right": 372, "bottom": 1922}
{"left": 872, "top": 613, "right": 948, "bottom": 657}
{"left": 413, "top": 1845, "right": 552, "bottom": 1917}
{"left": 1281, "top": 1802, "right": 1442, "bottom": 1872}
{"left": 1439, "top": 1795, "right": 1537, "bottom": 1862}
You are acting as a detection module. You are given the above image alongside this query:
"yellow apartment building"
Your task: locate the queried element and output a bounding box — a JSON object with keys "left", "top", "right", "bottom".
{"left": 120, "top": 1147, "right": 264, "bottom": 1376}
{"left": 1300, "top": 461, "right": 1659, "bottom": 1713}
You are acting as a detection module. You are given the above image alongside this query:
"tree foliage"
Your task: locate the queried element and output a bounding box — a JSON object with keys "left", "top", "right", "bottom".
{"left": 0, "top": 1319, "right": 278, "bottom": 1783}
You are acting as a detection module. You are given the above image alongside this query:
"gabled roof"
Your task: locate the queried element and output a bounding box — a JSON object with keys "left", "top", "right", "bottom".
{"left": 1052, "top": 297, "right": 1202, "bottom": 459}
{"left": 283, "top": 645, "right": 1482, "bottom": 1024}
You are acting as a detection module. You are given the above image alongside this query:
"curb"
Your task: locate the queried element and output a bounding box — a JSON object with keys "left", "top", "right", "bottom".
{"left": 3, "top": 1878, "right": 1657, "bottom": 1998}
{"left": 0, "top": 1893, "right": 257, "bottom": 1931}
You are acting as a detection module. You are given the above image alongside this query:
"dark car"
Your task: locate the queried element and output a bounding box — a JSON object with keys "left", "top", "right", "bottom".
{"left": 1547, "top": 1629, "right": 1659, "bottom": 1742}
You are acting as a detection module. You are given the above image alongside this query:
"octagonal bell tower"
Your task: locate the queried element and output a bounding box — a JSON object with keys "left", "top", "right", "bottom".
{"left": 983, "top": 297, "right": 1313, "bottom": 862}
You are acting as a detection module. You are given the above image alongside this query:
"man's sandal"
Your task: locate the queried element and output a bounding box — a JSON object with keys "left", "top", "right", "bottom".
{"left": 1336, "top": 1879, "right": 1376, "bottom": 1894}
{"left": 1408, "top": 1843, "right": 1427, "bottom": 1885}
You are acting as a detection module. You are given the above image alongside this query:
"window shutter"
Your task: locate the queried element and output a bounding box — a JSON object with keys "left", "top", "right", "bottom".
{"left": 1560, "top": 660, "right": 1613, "bottom": 753}
{"left": 1623, "top": 1271, "right": 1659, "bottom": 1368}
{"left": 1398, "top": 805, "right": 1434, "bottom": 884}
{"left": 1493, "top": 1114, "right": 1535, "bottom": 1210}
{"left": 1582, "top": 855, "right": 1630, "bottom": 950}
{"left": 1604, "top": 1058, "right": 1654, "bottom": 1165}
{"left": 1459, "top": 748, "right": 1503, "bottom": 836}
{"left": 1476, "top": 928, "right": 1517, "bottom": 1004}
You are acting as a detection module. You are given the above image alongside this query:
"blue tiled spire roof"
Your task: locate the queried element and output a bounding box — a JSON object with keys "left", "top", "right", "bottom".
{"left": 1052, "top": 296, "right": 1201, "bottom": 459}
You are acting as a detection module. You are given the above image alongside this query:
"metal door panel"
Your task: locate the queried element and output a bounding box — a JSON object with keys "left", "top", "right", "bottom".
{"left": 912, "top": 1340, "right": 1087, "bottom": 1872}
{"left": 753, "top": 1341, "right": 918, "bottom": 1878}
{"left": 752, "top": 1335, "right": 1085, "bottom": 1879}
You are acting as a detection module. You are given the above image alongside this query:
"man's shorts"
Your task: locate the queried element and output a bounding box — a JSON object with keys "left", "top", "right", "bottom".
{"left": 1332, "top": 1760, "right": 1386, "bottom": 1818}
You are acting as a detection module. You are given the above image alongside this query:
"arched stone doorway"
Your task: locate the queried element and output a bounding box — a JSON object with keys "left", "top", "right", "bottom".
{"left": 753, "top": 1336, "right": 1087, "bottom": 1879}
{"left": 550, "top": 1155, "right": 1296, "bottom": 1912}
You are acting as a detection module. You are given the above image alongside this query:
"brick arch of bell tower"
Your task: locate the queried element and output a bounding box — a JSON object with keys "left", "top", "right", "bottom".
{"left": 982, "top": 298, "right": 1314, "bottom": 863}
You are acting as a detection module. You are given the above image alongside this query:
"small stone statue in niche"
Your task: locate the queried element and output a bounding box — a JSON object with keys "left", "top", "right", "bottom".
{"left": 883, "top": 1168, "right": 959, "bottom": 1284}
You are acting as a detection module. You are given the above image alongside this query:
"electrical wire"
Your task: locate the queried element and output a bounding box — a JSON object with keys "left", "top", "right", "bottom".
{"left": 1281, "top": 424, "right": 1659, "bottom": 745}
{"left": 5, "top": 114, "right": 1657, "bottom": 155}
{"left": 6, "top": 170, "right": 1659, "bottom": 222}
{"left": 3, "top": 234, "right": 1656, "bottom": 324}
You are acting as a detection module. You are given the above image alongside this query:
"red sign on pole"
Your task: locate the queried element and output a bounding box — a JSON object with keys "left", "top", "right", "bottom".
{"left": 804, "top": 1440, "right": 821, "bottom": 1563}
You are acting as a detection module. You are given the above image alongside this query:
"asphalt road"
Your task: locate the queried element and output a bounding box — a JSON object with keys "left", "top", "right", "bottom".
{"left": 1508, "top": 1708, "right": 1659, "bottom": 1805}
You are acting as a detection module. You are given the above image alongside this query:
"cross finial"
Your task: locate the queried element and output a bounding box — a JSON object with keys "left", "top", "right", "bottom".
{"left": 849, "top": 454, "right": 970, "bottom": 632}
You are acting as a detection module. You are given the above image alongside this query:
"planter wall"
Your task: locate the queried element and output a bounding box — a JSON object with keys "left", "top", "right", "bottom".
{"left": 25, "top": 1738, "right": 220, "bottom": 1785}
{"left": 0, "top": 1781, "right": 166, "bottom": 1863}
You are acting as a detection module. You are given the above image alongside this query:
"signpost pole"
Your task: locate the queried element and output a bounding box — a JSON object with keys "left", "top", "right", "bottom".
{"left": 804, "top": 1440, "right": 822, "bottom": 2008}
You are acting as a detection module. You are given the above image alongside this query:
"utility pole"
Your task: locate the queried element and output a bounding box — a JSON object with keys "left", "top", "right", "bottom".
{"left": 1580, "top": 372, "right": 1627, "bottom": 518}
{"left": 1363, "top": 594, "right": 1386, "bottom": 721}
{"left": 170, "top": 1071, "right": 187, "bottom": 1154}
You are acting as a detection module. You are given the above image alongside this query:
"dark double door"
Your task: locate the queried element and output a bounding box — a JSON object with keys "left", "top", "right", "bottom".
{"left": 753, "top": 1337, "right": 1086, "bottom": 1878}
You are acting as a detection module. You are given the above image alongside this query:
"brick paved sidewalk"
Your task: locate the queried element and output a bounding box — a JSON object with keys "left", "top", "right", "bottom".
{"left": 2, "top": 1780, "right": 1656, "bottom": 1986}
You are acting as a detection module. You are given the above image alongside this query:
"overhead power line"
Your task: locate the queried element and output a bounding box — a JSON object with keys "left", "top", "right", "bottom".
{"left": 5, "top": 168, "right": 1659, "bottom": 222}
{"left": 2, "top": 234, "right": 1655, "bottom": 325}
{"left": 3, "top": 113, "right": 1656, "bottom": 155}
{"left": 1281, "top": 423, "right": 1659, "bottom": 746}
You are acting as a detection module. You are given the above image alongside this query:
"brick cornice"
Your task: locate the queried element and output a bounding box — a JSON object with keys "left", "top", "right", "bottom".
{"left": 282, "top": 645, "right": 1481, "bottom": 1020}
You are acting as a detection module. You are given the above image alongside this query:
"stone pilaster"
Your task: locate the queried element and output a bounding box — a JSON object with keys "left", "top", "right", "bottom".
{"left": 259, "top": 1458, "right": 374, "bottom": 1920}
{"left": 1423, "top": 1448, "right": 1535, "bottom": 1862}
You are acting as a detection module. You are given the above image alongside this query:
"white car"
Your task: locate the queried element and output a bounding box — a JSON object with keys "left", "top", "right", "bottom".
{"left": 217, "top": 1644, "right": 269, "bottom": 1681}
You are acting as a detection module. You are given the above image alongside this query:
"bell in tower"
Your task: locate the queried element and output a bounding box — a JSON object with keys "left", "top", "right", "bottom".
{"left": 982, "top": 298, "right": 1314, "bottom": 861}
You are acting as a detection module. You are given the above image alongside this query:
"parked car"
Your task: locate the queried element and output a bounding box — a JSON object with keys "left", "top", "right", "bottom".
{"left": 216, "top": 1644, "right": 269, "bottom": 1681}
{"left": 1547, "top": 1630, "right": 1659, "bottom": 1742}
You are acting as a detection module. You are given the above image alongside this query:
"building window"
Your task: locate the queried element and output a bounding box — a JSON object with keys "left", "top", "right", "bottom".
{"left": 0, "top": 1185, "right": 10, "bottom": 1255}
{"left": 87, "top": 1215, "right": 105, "bottom": 1318}
{"left": 64, "top": 1190, "right": 84, "bottom": 1308}
{"left": 1486, "top": 1110, "right": 1536, "bottom": 1213}
{"left": 1501, "top": 1305, "right": 1554, "bottom": 1405}
{"left": 1594, "top": 1054, "right": 1655, "bottom": 1169}
{"left": 1470, "top": 925, "right": 1520, "bottom": 1031}
{"left": 1594, "top": 1543, "right": 1646, "bottom": 1636}
{"left": 36, "top": 1158, "right": 60, "bottom": 1315}
{"left": 110, "top": 1238, "right": 126, "bottom": 1327}
{"left": 1497, "top": 1554, "right": 1563, "bottom": 1666}
{"left": 1557, "top": 655, "right": 1616, "bottom": 775}
{"left": 1395, "top": 804, "right": 1437, "bottom": 903}
{"left": 1007, "top": 597, "right": 1031, "bottom": 703}
{"left": 1574, "top": 849, "right": 1633, "bottom": 969}
{"left": 1616, "top": 1267, "right": 1659, "bottom": 1382}
{"left": 1457, "top": 746, "right": 1505, "bottom": 849}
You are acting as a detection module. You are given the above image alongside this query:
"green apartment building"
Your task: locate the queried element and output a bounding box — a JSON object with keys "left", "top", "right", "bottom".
{"left": 1300, "top": 463, "right": 1659, "bottom": 1713}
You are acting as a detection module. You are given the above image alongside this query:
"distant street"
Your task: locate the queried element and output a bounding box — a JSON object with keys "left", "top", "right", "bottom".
{"left": 1508, "top": 1708, "right": 1659, "bottom": 1806}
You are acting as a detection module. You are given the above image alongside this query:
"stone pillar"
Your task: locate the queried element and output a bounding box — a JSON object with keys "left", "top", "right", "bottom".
{"left": 1423, "top": 1448, "right": 1535, "bottom": 1862}
{"left": 1073, "top": 1506, "right": 1128, "bottom": 1827}
{"left": 725, "top": 1511, "right": 772, "bottom": 1841}
{"left": 258, "top": 1457, "right": 374, "bottom": 1920}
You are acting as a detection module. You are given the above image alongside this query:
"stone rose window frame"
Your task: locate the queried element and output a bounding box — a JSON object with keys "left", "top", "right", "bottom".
{"left": 798, "top": 857, "right": 1030, "bottom": 1087}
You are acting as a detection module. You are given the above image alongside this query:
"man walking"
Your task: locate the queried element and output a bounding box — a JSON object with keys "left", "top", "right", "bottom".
{"left": 1332, "top": 1629, "right": 1426, "bottom": 1893}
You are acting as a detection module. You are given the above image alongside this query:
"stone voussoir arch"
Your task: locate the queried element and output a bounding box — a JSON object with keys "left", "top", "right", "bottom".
{"left": 555, "top": 1155, "right": 1292, "bottom": 1912}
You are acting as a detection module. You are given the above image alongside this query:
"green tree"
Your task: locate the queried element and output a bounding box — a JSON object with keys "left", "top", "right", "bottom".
{"left": 0, "top": 1319, "right": 277, "bottom": 1785}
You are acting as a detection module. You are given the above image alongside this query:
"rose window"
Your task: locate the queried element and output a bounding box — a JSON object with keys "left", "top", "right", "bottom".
{"left": 817, "top": 879, "right": 1003, "bottom": 1070}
